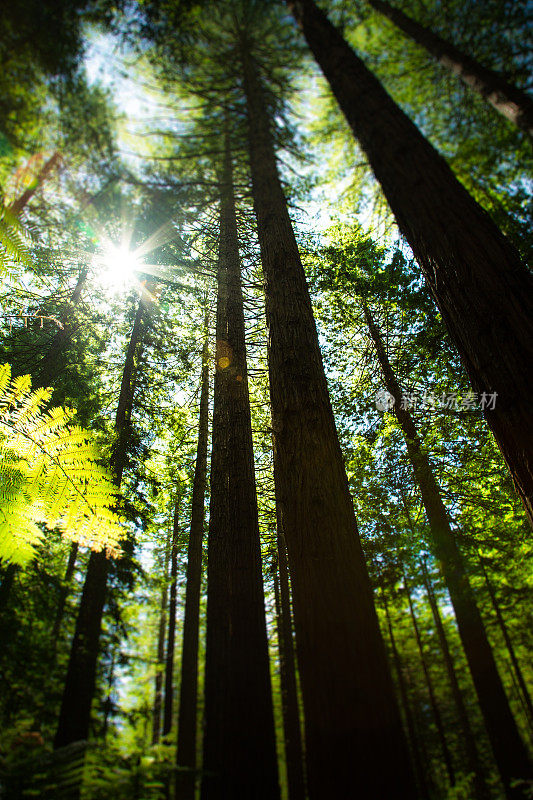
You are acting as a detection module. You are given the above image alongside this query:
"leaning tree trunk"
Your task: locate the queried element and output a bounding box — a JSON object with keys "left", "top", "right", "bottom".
{"left": 368, "top": 0, "right": 533, "bottom": 136}
{"left": 364, "top": 304, "right": 532, "bottom": 799}
{"left": 240, "top": 39, "right": 415, "bottom": 799}
{"left": 288, "top": 0, "right": 533, "bottom": 525}
{"left": 8, "top": 152, "right": 62, "bottom": 216}
{"left": 200, "top": 130, "right": 279, "bottom": 800}
{"left": 479, "top": 555, "right": 533, "bottom": 729}
{"left": 420, "top": 558, "right": 490, "bottom": 800}
{"left": 152, "top": 526, "right": 171, "bottom": 745}
{"left": 175, "top": 313, "right": 209, "bottom": 799}
{"left": 401, "top": 562, "right": 455, "bottom": 788}
{"left": 54, "top": 296, "right": 148, "bottom": 750}
{"left": 274, "top": 530, "right": 307, "bottom": 800}
{"left": 162, "top": 499, "right": 181, "bottom": 738}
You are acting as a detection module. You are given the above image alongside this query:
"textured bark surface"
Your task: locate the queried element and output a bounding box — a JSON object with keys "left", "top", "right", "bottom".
{"left": 421, "top": 559, "right": 490, "bottom": 800}
{"left": 365, "top": 306, "right": 532, "bottom": 798}
{"left": 175, "top": 318, "right": 209, "bottom": 799}
{"left": 200, "top": 134, "right": 279, "bottom": 800}
{"left": 241, "top": 42, "right": 414, "bottom": 799}
{"left": 274, "top": 532, "right": 306, "bottom": 800}
{"left": 54, "top": 298, "right": 146, "bottom": 749}
{"left": 162, "top": 500, "right": 180, "bottom": 738}
{"left": 369, "top": 0, "right": 533, "bottom": 136}
{"left": 289, "top": 0, "right": 533, "bottom": 525}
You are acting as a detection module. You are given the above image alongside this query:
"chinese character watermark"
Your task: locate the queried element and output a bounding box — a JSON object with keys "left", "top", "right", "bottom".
{"left": 375, "top": 389, "right": 497, "bottom": 412}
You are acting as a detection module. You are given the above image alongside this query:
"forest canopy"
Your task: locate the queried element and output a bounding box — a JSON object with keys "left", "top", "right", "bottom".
{"left": 0, "top": 1, "right": 532, "bottom": 799}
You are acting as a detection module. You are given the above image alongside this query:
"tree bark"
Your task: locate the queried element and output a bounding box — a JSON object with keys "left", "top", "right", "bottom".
{"left": 175, "top": 312, "right": 210, "bottom": 799}
{"left": 420, "top": 558, "right": 490, "bottom": 800}
{"left": 368, "top": 0, "right": 533, "bottom": 136}
{"left": 402, "top": 562, "right": 455, "bottom": 787}
{"left": 240, "top": 38, "right": 414, "bottom": 799}
{"left": 200, "top": 130, "right": 279, "bottom": 800}
{"left": 364, "top": 304, "right": 532, "bottom": 799}
{"left": 162, "top": 499, "right": 180, "bottom": 738}
{"left": 288, "top": 0, "right": 533, "bottom": 524}
{"left": 54, "top": 296, "right": 147, "bottom": 750}
{"left": 274, "top": 532, "right": 306, "bottom": 800}
{"left": 479, "top": 555, "right": 533, "bottom": 728}
{"left": 152, "top": 526, "right": 171, "bottom": 745}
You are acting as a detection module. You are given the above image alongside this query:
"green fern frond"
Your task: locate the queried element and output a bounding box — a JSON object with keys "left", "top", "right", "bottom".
{"left": 0, "top": 205, "right": 31, "bottom": 272}
{"left": 0, "top": 364, "right": 126, "bottom": 565}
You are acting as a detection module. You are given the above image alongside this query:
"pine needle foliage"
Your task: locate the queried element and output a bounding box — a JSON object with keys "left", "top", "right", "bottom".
{"left": 0, "top": 363, "right": 125, "bottom": 564}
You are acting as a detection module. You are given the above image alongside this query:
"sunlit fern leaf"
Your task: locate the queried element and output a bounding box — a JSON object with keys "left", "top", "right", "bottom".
{"left": 0, "top": 364, "right": 125, "bottom": 565}
{"left": 0, "top": 204, "right": 31, "bottom": 273}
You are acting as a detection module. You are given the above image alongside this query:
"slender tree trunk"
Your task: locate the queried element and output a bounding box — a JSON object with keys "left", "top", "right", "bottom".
{"left": 51, "top": 543, "right": 79, "bottom": 644}
{"left": 175, "top": 313, "right": 210, "bottom": 799}
{"left": 381, "top": 585, "right": 427, "bottom": 800}
{"left": 34, "top": 268, "right": 89, "bottom": 390}
{"left": 368, "top": 0, "right": 533, "bottom": 136}
{"left": 420, "top": 558, "right": 490, "bottom": 800}
{"left": 274, "top": 531, "right": 307, "bottom": 800}
{"left": 288, "top": 0, "right": 533, "bottom": 524}
{"left": 162, "top": 499, "right": 180, "bottom": 738}
{"left": 8, "top": 152, "right": 62, "bottom": 216}
{"left": 402, "top": 562, "right": 455, "bottom": 787}
{"left": 200, "top": 130, "right": 279, "bottom": 800}
{"left": 152, "top": 526, "right": 172, "bottom": 746}
{"left": 479, "top": 555, "right": 533, "bottom": 728}
{"left": 54, "top": 297, "right": 147, "bottom": 750}
{"left": 240, "top": 38, "right": 414, "bottom": 799}
{"left": 364, "top": 304, "right": 532, "bottom": 798}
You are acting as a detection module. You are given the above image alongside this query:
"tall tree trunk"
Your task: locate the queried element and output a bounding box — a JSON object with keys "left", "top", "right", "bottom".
{"left": 368, "top": 0, "right": 533, "bottom": 136}
{"left": 162, "top": 499, "right": 181, "bottom": 738}
{"left": 287, "top": 0, "right": 533, "bottom": 524}
{"left": 51, "top": 542, "right": 79, "bottom": 644}
{"left": 401, "top": 562, "right": 455, "bottom": 787}
{"left": 240, "top": 38, "right": 414, "bottom": 799}
{"left": 175, "top": 313, "right": 210, "bottom": 799}
{"left": 381, "top": 584, "right": 427, "bottom": 800}
{"left": 8, "top": 152, "right": 62, "bottom": 216}
{"left": 200, "top": 130, "right": 279, "bottom": 800}
{"left": 479, "top": 555, "right": 533, "bottom": 728}
{"left": 274, "top": 531, "right": 306, "bottom": 800}
{"left": 420, "top": 558, "right": 490, "bottom": 800}
{"left": 34, "top": 268, "right": 89, "bottom": 390}
{"left": 364, "top": 304, "right": 532, "bottom": 798}
{"left": 54, "top": 296, "right": 147, "bottom": 750}
{"left": 152, "top": 526, "right": 172, "bottom": 745}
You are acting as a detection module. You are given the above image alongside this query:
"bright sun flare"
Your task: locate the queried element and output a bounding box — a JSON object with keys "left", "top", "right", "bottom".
{"left": 97, "top": 243, "right": 142, "bottom": 291}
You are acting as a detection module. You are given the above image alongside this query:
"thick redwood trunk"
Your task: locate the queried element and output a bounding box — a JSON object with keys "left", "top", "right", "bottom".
{"left": 402, "top": 563, "right": 455, "bottom": 787}
{"left": 288, "top": 0, "right": 533, "bottom": 524}
{"left": 54, "top": 298, "right": 147, "bottom": 750}
{"left": 369, "top": 0, "right": 533, "bottom": 136}
{"left": 364, "top": 305, "right": 532, "bottom": 798}
{"left": 241, "top": 42, "right": 414, "bottom": 799}
{"left": 152, "top": 527, "right": 171, "bottom": 745}
{"left": 175, "top": 316, "right": 209, "bottom": 799}
{"left": 162, "top": 500, "right": 180, "bottom": 738}
{"left": 479, "top": 555, "right": 533, "bottom": 728}
{"left": 274, "top": 532, "right": 306, "bottom": 800}
{"left": 200, "top": 132, "right": 279, "bottom": 800}
{"left": 421, "top": 559, "right": 490, "bottom": 800}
